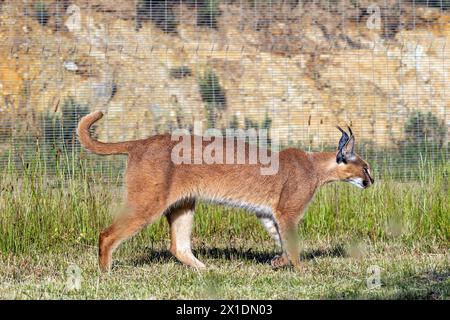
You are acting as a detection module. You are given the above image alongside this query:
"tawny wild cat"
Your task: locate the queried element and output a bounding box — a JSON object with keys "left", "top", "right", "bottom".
{"left": 77, "top": 111, "right": 374, "bottom": 272}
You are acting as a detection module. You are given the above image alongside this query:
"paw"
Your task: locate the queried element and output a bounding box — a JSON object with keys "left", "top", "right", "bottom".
{"left": 191, "top": 259, "right": 206, "bottom": 270}
{"left": 99, "top": 258, "right": 112, "bottom": 273}
{"left": 173, "top": 250, "right": 206, "bottom": 270}
{"left": 270, "top": 255, "right": 290, "bottom": 269}
{"left": 99, "top": 263, "right": 111, "bottom": 273}
{"left": 292, "top": 261, "right": 305, "bottom": 273}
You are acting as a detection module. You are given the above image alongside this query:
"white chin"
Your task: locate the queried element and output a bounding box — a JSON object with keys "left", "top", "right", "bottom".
{"left": 347, "top": 178, "right": 364, "bottom": 189}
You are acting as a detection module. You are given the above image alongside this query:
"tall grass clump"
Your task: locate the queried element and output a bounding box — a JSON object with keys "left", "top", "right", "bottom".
{"left": 0, "top": 150, "right": 117, "bottom": 255}
{"left": 197, "top": 0, "right": 221, "bottom": 28}
{"left": 33, "top": 1, "right": 50, "bottom": 26}
{"left": 136, "top": 0, "right": 178, "bottom": 33}
{"left": 42, "top": 97, "right": 90, "bottom": 153}
{"left": 198, "top": 69, "right": 227, "bottom": 128}
{"left": 400, "top": 111, "right": 447, "bottom": 162}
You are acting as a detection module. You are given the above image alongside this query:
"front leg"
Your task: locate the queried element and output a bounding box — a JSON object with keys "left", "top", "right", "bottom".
{"left": 259, "top": 217, "right": 282, "bottom": 248}
{"left": 271, "top": 211, "right": 303, "bottom": 271}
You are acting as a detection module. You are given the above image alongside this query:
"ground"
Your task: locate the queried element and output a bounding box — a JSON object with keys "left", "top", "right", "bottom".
{"left": 1, "top": 238, "right": 448, "bottom": 299}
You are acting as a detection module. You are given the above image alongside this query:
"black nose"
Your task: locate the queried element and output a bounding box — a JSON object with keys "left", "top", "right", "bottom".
{"left": 363, "top": 180, "right": 369, "bottom": 188}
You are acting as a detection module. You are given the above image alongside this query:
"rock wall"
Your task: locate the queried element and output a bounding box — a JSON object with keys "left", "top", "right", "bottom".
{"left": 0, "top": 0, "right": 448, "bottom": 149}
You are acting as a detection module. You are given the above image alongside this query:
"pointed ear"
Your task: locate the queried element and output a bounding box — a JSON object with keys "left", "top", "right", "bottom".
{"left": 336, "top": 137, "right": 355, "bottom": 163}
{"left": 342, "top": 135, "right": 355, "bottom": 158}
{"left": 336, "top": 126, "right": 349, "bottom": 148}
{"left": 336, "top": 126, "right": 350, "bottom": 163}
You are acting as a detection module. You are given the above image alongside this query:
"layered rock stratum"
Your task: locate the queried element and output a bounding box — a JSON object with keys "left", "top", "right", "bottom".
{"left": 0, "top": 0, "right": 449, "bottom": 149}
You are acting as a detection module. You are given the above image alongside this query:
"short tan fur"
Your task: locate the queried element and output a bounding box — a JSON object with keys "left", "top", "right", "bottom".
{"left": 77, "top": 111, "right": 374, "bottom": 272}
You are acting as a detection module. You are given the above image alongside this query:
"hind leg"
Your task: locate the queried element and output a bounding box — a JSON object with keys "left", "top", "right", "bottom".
{"left": 99, "top": 158, "right": 173, "bottom": 272}
{"left": 167, "top": 205, "right": 206, "bottom": 269}
{"left": 99, "top": 210, "right": 158, "bottom": 273}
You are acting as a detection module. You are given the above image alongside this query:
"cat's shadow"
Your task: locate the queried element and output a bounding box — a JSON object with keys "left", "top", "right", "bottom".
{"left": 129, "top": 243, "right": 347, "bottom": 267}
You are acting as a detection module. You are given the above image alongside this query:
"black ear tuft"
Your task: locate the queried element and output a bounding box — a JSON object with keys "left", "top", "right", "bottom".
{"left": 345, "top": 126, "right": 356, "bottom": 156}
{"left": 347, "top": 126, "right": 353, "bottom": 137}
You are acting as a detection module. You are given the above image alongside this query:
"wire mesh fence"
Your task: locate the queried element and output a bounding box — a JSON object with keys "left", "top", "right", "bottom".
{"left": 0, "top": 0, "right": 448, "bottom": 179}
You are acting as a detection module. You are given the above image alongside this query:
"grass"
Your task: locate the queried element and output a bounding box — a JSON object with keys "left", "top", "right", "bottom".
{"left": 0, "top": 150, "right": 448, "bottom": 299}
{"left": 1, "top": 241, "right": 448, "bottom": 299}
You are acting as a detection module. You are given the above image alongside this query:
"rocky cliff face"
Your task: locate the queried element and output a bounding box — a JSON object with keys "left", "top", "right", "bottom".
{"left": 0, "top": 0, "right": 448, "bottom": 149}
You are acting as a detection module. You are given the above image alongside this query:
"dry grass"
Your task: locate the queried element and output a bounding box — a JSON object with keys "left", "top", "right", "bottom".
{"left": 0, "top": 239, "right": 448, "bottom": 299}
